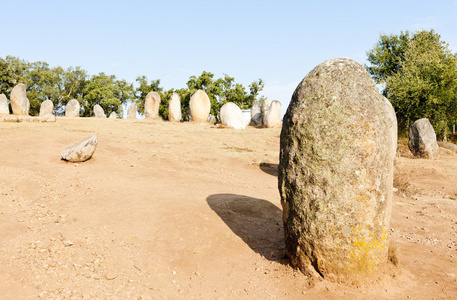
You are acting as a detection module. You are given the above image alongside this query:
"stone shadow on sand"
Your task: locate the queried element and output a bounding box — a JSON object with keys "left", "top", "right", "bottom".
{"left": 207, "top": 194, "right": 287, "bottom": 264}
{"left": 259, "top": 162, "right": 278, "bottom": 177}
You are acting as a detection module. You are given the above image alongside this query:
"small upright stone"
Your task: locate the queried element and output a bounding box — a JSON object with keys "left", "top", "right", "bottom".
{"left": 61, "top": 136, "right": 98, "bottom": 162}
{"left": 261, "top": 99, "right": 273, "bottom": 122}
{"left": 250, "top": 102, "right": 262, "bottom": 125}
{"left": 65, "top": 99, "right": 80, "bottom": 117}
{"left": 144, "top": 92, "right": 161, "bottom": 119}
{"left": 263, "top": 100, "right": 282, "bottom": 128}
{"left": 127, "top": 103, "right": 137, "bottom": 119}
{"left": 93, "top": 104, "right": 106, "bottom": 118}
{"left": 408, "top": 118, "right": 440, "bottom": 159}
{"left": 220, "top": 102, "right": 246, "bottom": 130}
{"left": 0, "top": 94, "right": 9, "bottom": 115}
{"left": 189, "top": 90, "right": 210, "bottom": 122}
{"left": 109, "top": 112, "right": 117, "bottom": 119}
{"left": 168, "top": 93, "right": 182, "bottom": 122}
{"left": 278, "top": 58, "right": 397, "bottom": 283}
{"left": 39, "top": 100, "right": 54, "bottom": 116}
{"left": 10, "top": 84, "right": 29, "bottom": 116}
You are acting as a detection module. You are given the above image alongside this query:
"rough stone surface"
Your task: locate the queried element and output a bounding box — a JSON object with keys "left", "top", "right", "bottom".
{"left": 61, "top": 136, "right": 98, "bottom": 162}
{"left": 144, "top": 92, "right": 161, "bottom": 119}
{"left": 263, "top": 100, "right": 282, "bottom": 128}
{"left": 168, "top": 93, "right": 182, "bottom": 122}
{"left": 109, "top": 112, "right": 117, "bottom": 119}
{"left": 127, "top": 104, "right": 137, "bottom": 119}
{"left": 278, "top": 58, "right": 397, "bottom": 282}
{"left": 0, "top": 94, "right": 9, "bottom": 115}
{"left": 220, "top": 102, "right": 246, "bottom": 130}
{"left": 408, "top": 118, "right": 440, "bottom": 159}
{"left": 250, "top": 102, "right": 262, "bottom": 125}
{"left": 189, "top": 90, "right": 211, "bottom": 122}
{"left": 10, "top": 84, "right": 30, "bottom": 116}
{"left": 93, "top": 105, "right": 106, "bottom": 118}
{"left": 39, "top": 100, "right": 54, "bottom": 116}
{"left": 40, "top": 114, "right": 56, "bottom": 122}
{"left": 65, "top": 99, "right": 80, "bottom": 117}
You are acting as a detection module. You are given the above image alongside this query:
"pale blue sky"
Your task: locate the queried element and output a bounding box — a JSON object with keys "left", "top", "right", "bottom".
{"left": 2, "top": 0, "right": 457, "bottom": 115}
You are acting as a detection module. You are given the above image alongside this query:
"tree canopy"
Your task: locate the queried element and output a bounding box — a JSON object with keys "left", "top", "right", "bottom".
{"left": 0, "top": 55, "right": 266, "bottom": 120}
{"left": 366, "top": 29, "right": 457, "bottom": 137}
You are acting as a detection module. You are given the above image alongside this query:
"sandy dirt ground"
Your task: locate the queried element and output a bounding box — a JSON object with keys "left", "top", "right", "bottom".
{"left": 0, "top": 117, "right": 457, "bottom": 299}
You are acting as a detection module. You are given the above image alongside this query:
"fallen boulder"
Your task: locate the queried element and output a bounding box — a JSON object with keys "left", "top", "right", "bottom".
{"left": 61, "top": 136, "right": 98, "bottom": 162}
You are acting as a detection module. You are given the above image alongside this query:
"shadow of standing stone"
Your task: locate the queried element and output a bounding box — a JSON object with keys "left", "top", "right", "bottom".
{"left": 206, "top": 194, "right": 287, "bottom": 263}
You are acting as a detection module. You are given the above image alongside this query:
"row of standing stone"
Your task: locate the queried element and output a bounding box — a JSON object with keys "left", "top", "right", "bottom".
{"left": 1, "top": 84, "right": 282, "bottom": 129}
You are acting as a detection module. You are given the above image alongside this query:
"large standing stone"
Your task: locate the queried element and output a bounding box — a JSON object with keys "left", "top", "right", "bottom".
{"left": 10, "top": 84, "right": 30, "bottom": 116}
{"left": 189, "top": 90, "right": 211, "bottom": 122}
{"left": 93, "top": 104, "right": 106, "bottom": 118}
{"left": 168, "top": 93, "right": 182, "bottom": 122}
{"left": 61, "top": 136, "right": 98, "bottom": 162}
{"left": 39, "top": 100, "right": 54, "bottom": 116}
{"left": 408, "top": 118, "right": 439, "bottom": 159}
{"left": 278, "top": 58, "right": 397, "bottom": 282}
{"left": 263, "top": 100, "right": 282, "bottom": 128}
{"left": 127, "top": 104, "right": 137, "bottom": 119}
{"left": 220, "top": 102, "right": 246, "bottom": 130}
{"left": 0, "top": 94, "right": 9, "bottom": 115}
{"left": 65, "top": 99, "right": 80, "bottom": 117}
{"left": 144, "top": 92, "right": 161, "bottom": 119}
{"left": 250, "top": 102, "right": 262, "bottom": 125}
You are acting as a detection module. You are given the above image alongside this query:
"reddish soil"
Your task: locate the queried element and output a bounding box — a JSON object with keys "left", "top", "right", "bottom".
{"left": 0, "top": 118, "right": 456, "bottom": 299}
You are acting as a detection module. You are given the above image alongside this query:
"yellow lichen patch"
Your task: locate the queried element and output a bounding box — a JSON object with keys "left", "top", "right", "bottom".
{"left": 347, "top": 227, "right": 388, "bottom": 274}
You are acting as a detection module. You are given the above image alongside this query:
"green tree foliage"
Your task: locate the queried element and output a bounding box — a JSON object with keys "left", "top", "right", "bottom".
{"left": 82, "top": 73, "right": 133, "bottom": 117}
{"left": 1, "top": 56, "right": 266, "bottom": 120}
{"left": 366, "top": 31, "right": 410, "bottom": 87}
{"left": 366, "top": 29, "right": 457, "bottom": 138}
{"left": 185, "top": 71, "right": 264, "bottom": 121}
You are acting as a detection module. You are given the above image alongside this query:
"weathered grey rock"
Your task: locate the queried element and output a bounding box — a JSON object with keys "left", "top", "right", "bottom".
{"left": 263, "top": 100, "right": 282, "bottom": 128}
{"left": 109, "top": 112, "right": 117, "bottom": 119}
{"left": 0, "top": 94, "right": 9, "bottom": 115}
{"left": 127, "top": 104, "right": 137, "bottom": 119}
{"left": 10, "top": 84, "right": 29, "bottom": 116}
{"left": 93, "top": 104, "right": 106, "bottom": 118}
{"left": 39, "top": 100, "right": 54, "bottom": 116}
{"left": 220, "top": 102, "right": 246, "bottom": 130}
{"left": 408, "top": 118, "right": 440, "bottom": 159}
{"left": 189, "top": 90, "right": 211, "bottom": 122}
{"left": 40, "top": 114, "right": 56, "bottom": 122}
{"left": 278, "top": 58, "right": 397, "bottom": 282}
{"left": 438, "top": 141, "right": 457, "bottom": 153}
{"left": 144, "top": 92, "right": 161, "bottom": 119}
{"left": 61, "top": 136, "right": 98, "bottom": 162}
{"left": 250, "top": 102, "right": 262, "bottom": 125}
{"left": 65, "top": 99, "right": 80, "bottom": 117}
{"left": 261, "top": 99, "right": 273, "bottom": 122}
{"left": 168, "top": 93, "right": 182, "bottom": 122}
